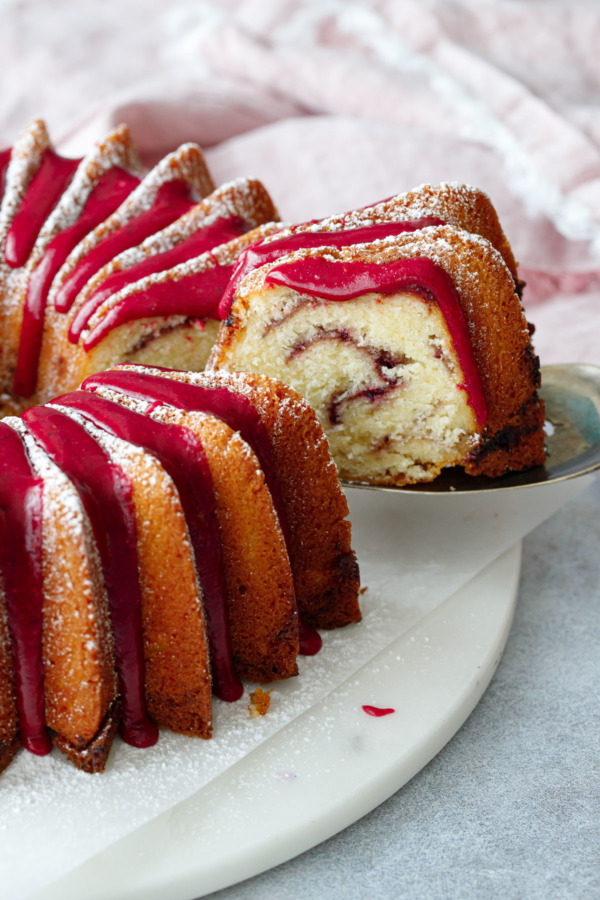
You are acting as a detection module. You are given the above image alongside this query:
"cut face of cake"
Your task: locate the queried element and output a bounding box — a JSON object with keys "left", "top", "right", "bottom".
{"left": 0, "top": 120, "right": 279, "bottom": 416}
{"left": 0, "top": 366, "right": 360, "bottom": 775}
{"left": 209, "top": 191, "right": 545, "bottom": 485}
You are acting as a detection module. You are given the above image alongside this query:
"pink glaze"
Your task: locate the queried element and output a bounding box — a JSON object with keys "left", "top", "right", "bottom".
{"left": 81, "top": 263, "right": 234, "bottom": 349}
{"left": 266, "top": 255, "right": 487, "bottom": 426}
{"left": 12, "top": 166, "right": 141, "bottom": 398}
{"left": 218, "top": 218, "right": 443, "bottom": 320}
{"left": 5, "top": 149, "right": 81, "bottom": 269}
{"left": 54, "top": 178, "right": 198, "bottom": 315}
{"left": 0, "top": 148, "right": 11, "bottom": 196}
{"left": 81, "top": 367, "right": 323, "bottom": 656}
{"left": 362, "top": 705, "right": 395, "bottom": 717}
{"left": 51, "top": 390, "right": 243, "bottom": 703}
{"left": 0, "top": 423, "right": 51, "bottom": 756}
{"left": 69, "top": 216, "right": 248, "bottom": 344}
{"left": 22, "top": 406, "right": 159, "bottom": 748}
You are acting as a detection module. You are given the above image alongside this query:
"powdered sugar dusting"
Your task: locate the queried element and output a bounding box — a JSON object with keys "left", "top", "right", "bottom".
{"left": 48, "top": 143, "right": 214, "bottom": 306}
{"left": 256, "top": 181, "right": 517, "bottom": 281}
{"left": 0, "top": 120, "right": 50, "bottom": 251}
{"left": 70, "top": 180, "right": 279, "bottom": 326}
{"left": 4, "top": 416, "right": 114, "bottom": 714}
{"left": 79, "top": 221, "right": 282, "bottom": 341}
{"left": 29, "top": 125, "right": 142, "bottom": 273}
{"left": 51, "top": 402, "right": 199, "bottom": 572}
{"left": 6, "top": 416, "right": 91, "bottom": 548}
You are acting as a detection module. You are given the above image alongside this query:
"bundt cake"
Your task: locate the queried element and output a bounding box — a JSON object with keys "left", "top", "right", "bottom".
{"left": 0, "top": 119, "right": 280, "bottom": 417}
{"left": 209, "top": 184, "right": 545, "bottom": 485}
{"left": 0, "top": 365, "right": 361, "bottom": 775}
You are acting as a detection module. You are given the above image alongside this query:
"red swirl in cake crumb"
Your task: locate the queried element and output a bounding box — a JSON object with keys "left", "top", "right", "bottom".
{"left": 265, "top": 255, "right": 487, "bottom": 426}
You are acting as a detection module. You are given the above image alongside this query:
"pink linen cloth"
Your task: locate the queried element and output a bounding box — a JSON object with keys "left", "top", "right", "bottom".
{"left": 1, "top": 0, "right": 599, "bottom": 365}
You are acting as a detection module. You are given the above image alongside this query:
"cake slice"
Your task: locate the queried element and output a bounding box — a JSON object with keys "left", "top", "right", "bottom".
{"left": 209, "top": 223, "right": 545, "bottom": 485}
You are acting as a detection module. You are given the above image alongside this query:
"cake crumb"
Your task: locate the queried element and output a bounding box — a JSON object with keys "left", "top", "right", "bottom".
{"left": 248, "top": 687, "right": 271, "bottom": 718}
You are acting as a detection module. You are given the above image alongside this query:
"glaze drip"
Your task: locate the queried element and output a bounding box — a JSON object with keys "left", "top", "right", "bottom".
{"left": 13, "top": 166, "right": 141, "bottom": 398}
{"left": 81, "top": 262, "right": 236, "bottom": 350}
{"left": 54, "top": 178, "right": 198, "bottom": 315}
{"left": 0, "top": 148, "right": 11, "bottom": 195}
{"left": 5, "top": 149, "right": 81, "bottom": 269}
{"left": 51, "top": 390, "right": 243, "bottom": 703}
{"left": 22, "top": 405, "right": 159, "bottom": 748}
{"left": 0, "top": 423, "right": 51, "bottom": 756}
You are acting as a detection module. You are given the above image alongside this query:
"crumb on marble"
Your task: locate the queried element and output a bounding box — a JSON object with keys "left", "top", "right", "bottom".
{"left": 248, "top": 687, "right": 271, "bottom": 718}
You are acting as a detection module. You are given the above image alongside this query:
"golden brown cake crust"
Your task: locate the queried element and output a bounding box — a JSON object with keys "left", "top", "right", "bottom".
{"left": 52, "top": 699, "right": 121, "bottom": 774}
{"left": 190, "top": 413, "right": 299, "bottom": 682}
{"left": 37, "top": 453, "right": 118, "bottom": 747}
{"left": 239, "top": 374, "right": 362, "bottom": 629}
{"left": 0, "top": 733, "right": 20, "bottom": 775}
{"left": 98, "top": 433, "right": 213, "bottom": 739}
{"left": 147, "top": 403, "right": 300, "bottom": 683}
